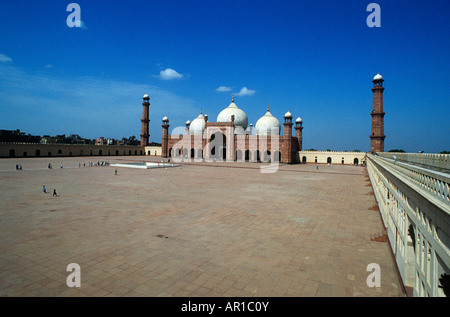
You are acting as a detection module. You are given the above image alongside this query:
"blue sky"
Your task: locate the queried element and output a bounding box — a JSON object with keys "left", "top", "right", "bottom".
{"left": 0, "top": 0, "right": 449, "bottom": 152}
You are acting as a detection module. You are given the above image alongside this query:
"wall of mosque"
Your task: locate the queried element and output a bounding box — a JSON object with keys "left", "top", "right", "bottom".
{"left": 0, "top": 142, "right": 145, "bottom": 158}
{"left": 298, "top": 150, "right": 367, "bottom": 165}
{"left": 144, "top": 146, "right": 162, "bottom": 156}
{"left": 165, "top": 133, "right": 300, "bottom": 163}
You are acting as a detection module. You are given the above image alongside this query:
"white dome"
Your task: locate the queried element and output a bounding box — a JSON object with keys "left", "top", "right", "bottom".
{"left": 217, "top": 98, "right": 248, "bottom": 130}
{"left": 255, "top": 108, "right": 281, "bottom": 135}
{"left": 189, "top": 112, "right": 205, "bottom": 135}
{"left": 162, "top": 116, "right": 168, "bottom": 122}
{"left": 373, "top": 73, "right": 383, "bottom": 80}
{"left": 295, "top": 117, "right": 302, "bottom": 123}
{"left": 284, "top": 111, "right": 292, "bottom": 118}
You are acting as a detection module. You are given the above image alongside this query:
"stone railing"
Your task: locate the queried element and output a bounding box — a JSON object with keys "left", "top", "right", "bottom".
{"left": 366, "top": 153, "right": 450, "bottom": 297}
{"left": 378, "top": 152, "right": 450, "bottom": 172}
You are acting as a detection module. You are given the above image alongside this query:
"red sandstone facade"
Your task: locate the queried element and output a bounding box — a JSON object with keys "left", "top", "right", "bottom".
{"left": 370, "top": 75, "right": 385, "bottom": 154}
{"left": 161, "top": 114, "right": 302, "bottom": 164}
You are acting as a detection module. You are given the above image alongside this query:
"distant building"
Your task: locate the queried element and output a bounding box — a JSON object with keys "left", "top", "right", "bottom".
{"left": 0, "top": 129, "right": 40, "bottom": 143}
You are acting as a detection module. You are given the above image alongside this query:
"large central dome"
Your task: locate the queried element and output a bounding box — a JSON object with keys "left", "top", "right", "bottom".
{"left": 217, "top": 97, "right": 248, "bottom": 132}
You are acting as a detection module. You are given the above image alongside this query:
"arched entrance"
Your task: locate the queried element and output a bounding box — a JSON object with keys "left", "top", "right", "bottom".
{"left": 327, "top": 157, "right": 332, "bottom": 164}
{"left": 236, "top": 150, "right": 243, "bottom": 161}
{"left": 9, "top": 149, "right": 15, "bottom": 157}
{"left": 245, "top": 150, "right": 250, "bottom": 162}
{"left": 302, "top": 156, "right": 307, "bottom": 164}
{"left": 23, "top": 151, "right": 28, "bottom": 157}
{"left": 273, "top": 151, "right": 281, "bottom": 162}
{"left": 354, "top": 158, "right": 359, "bottom": 165}
{"left": 36, "top": 149, "right": 41, "bottom": 157}
{"left": 255, "top": 150, "right": 261, "bottom": 162}
{"left": 191, "top": 148, "right": 195, "bottom": 158}
{"left": 99, "top": 150, "right": 103, "bottom": 156}
{"left": 210, "top": 132, "right": 226, "bottom": 160}
{"left": 263, "top": 150, "right": 271, "bottom": 162}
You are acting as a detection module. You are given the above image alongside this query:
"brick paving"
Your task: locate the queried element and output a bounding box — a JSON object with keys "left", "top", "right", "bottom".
{"left": 0, "top": 156, "right": 405, "bottom": 296}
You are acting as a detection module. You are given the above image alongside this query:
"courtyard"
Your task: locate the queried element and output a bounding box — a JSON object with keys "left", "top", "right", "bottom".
{"left": 0, "top": 156, "right": 405, "bottom": 297}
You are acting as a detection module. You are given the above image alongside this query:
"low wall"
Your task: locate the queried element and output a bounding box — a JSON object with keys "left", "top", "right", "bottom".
{"left": 0, "top": 142, "right": 146, "bottom": 158}
{"left": 298, "top": 151, "right": 367, "bottom": 165}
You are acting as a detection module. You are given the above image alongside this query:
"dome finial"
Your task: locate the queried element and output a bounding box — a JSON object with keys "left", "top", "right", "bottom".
{"left": 232, "top": 93, "right": 234, "bottom": 103}
{"left": 200, "top": 106, "right": 202, "bottom": 114}
{"left": 267, "top": 105, "right": 270, "bottom": 112}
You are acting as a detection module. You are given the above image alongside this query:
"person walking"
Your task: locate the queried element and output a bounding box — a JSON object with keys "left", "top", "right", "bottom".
{"left": 115, "top": 169, "right": 118, "bottom": 176}
{"left": 43, "top": 185, "right": 47, "bottom": 193}
{"left": 53, "top": 189, "right": 58, "bottom": 197}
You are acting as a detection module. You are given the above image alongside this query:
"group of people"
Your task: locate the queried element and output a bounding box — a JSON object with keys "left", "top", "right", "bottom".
{"left": 42, "top": 185, "right": 57, "bottom": 197}
{"left": 15, "top": 164, "right": 22, "bottom": 170}
{"left": 82, "top": 161, "right": 109, "bottom": 167}
{"left": 47, "top": 163, "right": 63, "bottom": 169}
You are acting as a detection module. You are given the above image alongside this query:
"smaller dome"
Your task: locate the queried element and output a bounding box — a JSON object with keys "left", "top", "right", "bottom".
{"left": 255, "top": 108, "right": 281, "bottom": 135}
{"left": 284, "top": 111, "right": 292, "bottom": 118}
{"left": 143, "top": 94, "right": 149, "bottom": 99}
{"left": 162, "top": 116, "right": 169, "bottom": 122}
{"left": 373, "top": 73, "right": 383, "bottom": 80}
{"left": 296, "top": 117, "right": 302, "bottom": 123}
{"left": 189, "top": 112, "right": 205, "bottom": 135}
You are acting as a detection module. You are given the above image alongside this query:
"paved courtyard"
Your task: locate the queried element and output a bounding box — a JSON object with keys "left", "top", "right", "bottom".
{"left": 0, "top": 156, "right": 405, "bottom": 297}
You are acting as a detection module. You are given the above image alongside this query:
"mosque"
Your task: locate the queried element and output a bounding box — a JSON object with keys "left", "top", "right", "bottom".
{"left": 135, "top": 73, "right": 384, "bottom": 165}
{"left": 152, "top": 95, "right": 304, "bottom": 164}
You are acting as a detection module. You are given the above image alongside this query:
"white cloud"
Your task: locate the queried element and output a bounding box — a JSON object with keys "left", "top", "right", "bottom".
{"left": 157, "top": 68, "right": 184, "bottom": 80}
{"left": 235, "top": 87, "right": 255, "bottom": 96}
{"left": 0, "top": 54, "right": 12, "bottom": 63}
{"left": 45, "top": 64, "right": 53, "bottom": 68}
{"left": 0, "top": 64, "right": 196, "bottom": 139}
{"left": 216, "top": 86, "right": 232, "bottom": 92}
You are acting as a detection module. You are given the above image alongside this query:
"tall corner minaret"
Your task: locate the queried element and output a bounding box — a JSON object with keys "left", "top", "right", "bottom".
{"left": 370, "top": 74, "right": 385, "bottom": 154}
{"left": 294, "top": 116, "right": 303, "bottom": 151}
{"left": 161, "top": 116, "right": 170, "bottom": 157}
{"left": 283, "top": 110, "right": 293, "bottom": 163}
{"left": 140, "top": 94, "right": 150, "bottom": 146}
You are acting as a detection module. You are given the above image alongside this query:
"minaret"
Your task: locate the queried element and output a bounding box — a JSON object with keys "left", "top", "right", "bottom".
{"left": 294, "top": 117, "right": 303, "bottom": 151}
{"left": 161, "top": 116, "right": 169, "bottom": 157}
{"left": 283, "top": 111, "right": 293, "bottom": 163}
{"left": 370, "top": 74, "right": 386, "bottom": 154}
{"left": 140, "top": 94, "right": 150, "bottom": 146}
